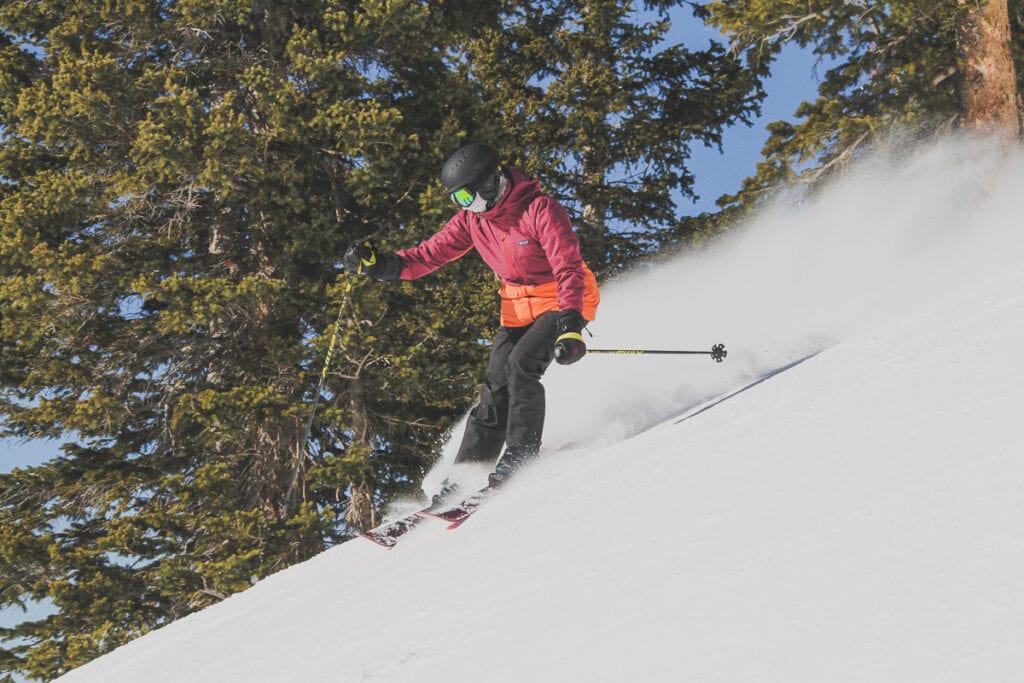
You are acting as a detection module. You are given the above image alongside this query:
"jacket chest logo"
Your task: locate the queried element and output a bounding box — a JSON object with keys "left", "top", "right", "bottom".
{"left": 517, "top": 239, "right": 531, "bottom": 246}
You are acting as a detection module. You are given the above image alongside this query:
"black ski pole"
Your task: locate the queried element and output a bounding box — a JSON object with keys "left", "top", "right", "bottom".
{"left": 587, "top": 343, "right": 728, "bottom": 363}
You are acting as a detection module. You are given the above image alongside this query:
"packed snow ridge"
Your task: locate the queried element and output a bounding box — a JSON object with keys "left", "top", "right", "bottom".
{"left": 58, "top": 137, "right": 1024, "bottom": 682}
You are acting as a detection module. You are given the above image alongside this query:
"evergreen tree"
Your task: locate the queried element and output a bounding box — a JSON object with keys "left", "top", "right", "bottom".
{"left": 704, "top": 0, "right": 1023, "bottom": 211}
{"left": 457, "top": 0, "right": 766, "bottom": 274}
{"left": 0, "top": 1, "right": 493, "bottom": 678}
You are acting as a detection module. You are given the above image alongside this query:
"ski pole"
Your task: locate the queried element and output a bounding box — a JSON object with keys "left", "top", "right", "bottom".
{"left": 281, "top": 275, "right": 354, "bottom": 519}
{"left": 587, "top": 343, "right": 728, "bottom": 363}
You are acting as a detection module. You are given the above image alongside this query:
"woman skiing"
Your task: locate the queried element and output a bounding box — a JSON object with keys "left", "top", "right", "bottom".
{"left": 344, "top": 142, "right": 599, "bottom": 491}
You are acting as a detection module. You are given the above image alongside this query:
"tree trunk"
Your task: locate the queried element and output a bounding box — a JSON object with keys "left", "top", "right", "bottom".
{"left": 344, "top": 377, "right": 378, "bottom": 531}
{"left": 579, "top": 150, "right": 609, "bottom": 276}
{"left": 956, "top": 0, "right": 1021, "bottom": 137}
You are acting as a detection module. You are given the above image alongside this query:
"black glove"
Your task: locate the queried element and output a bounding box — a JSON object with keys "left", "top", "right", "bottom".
{"left": 342, "top": 242, "right": 402, "bottom": 281}
{"left": 553, "top": 309, "right": 586, "bottom": 365}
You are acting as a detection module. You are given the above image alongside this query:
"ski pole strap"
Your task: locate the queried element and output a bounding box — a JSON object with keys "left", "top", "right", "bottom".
{"left": 357, "top": 242, "right": 377, "bottom": 275}
{"left": 587, "top": 343, "right": 728, "bottom": 363}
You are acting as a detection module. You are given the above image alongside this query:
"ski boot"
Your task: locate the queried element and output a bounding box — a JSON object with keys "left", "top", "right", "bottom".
{"left": 430, "top": 477, "right": 460, "bottom": 508}
{"left": 487, "top": 447, "right": 537, "bottom": 489}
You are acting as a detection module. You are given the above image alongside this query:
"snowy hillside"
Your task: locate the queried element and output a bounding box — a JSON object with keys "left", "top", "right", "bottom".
{"left": 57, "top": 138, "right": 1024, "bottom": 682}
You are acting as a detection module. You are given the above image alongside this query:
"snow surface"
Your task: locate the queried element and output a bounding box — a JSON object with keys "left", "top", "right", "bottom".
{"left": 57, "top": 137, "right": 1024, "bottom": 682}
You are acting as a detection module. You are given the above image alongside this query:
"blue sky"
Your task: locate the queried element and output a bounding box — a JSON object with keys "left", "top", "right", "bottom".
{"left": 0, "top": 436, "right": 60, "bottom": 472}
{"left": 680, "top": 31, "right": 826, "bottom": 212}
{"left": 690, "top": 48, "right": 823, "bottom": 211}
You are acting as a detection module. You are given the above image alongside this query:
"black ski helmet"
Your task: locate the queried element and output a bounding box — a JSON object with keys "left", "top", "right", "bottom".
{"left": 441, "top": 142, "right": 501, "bottom": 195}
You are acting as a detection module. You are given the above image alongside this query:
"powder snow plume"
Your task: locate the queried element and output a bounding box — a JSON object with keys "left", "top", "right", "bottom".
{"left": 552, "top": 137, "right": 1023, "bottom": 444}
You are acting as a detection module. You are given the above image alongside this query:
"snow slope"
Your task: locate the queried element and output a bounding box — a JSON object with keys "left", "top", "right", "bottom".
{"left": 58, "top": 137, "right": 1024, "bottom": 682}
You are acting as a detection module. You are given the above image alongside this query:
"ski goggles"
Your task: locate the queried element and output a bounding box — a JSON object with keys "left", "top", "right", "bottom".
{"left": 449, "top": 186, "right": 477, "bottom": 208}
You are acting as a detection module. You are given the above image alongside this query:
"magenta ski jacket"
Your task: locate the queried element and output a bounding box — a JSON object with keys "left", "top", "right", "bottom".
{"left": 396, "top": 168, "right": 598, "bottom": 323}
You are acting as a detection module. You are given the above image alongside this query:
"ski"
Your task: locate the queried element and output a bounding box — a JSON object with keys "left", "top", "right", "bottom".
{"left": 360, "top": 486, "right": 499, "bottom": 547}
{"left": 673, "top": 351, "right": 822, "bottom": 425}
{"left": 358, "top": 512, "right": 428, "bottom": 549}
{"left": 416, "top": 487, "right": 497, "bottom": 529}
{"left": 358, "top": 487, "right": 481, "bottom": 547}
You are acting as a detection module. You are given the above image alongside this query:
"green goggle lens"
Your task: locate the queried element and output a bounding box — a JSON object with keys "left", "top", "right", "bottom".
{"left": 450, "top": 187, "right": 476, "bottom": 208}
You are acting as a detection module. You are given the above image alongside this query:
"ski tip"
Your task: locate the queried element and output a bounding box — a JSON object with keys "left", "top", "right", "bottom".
{"left": 358, "top": 533, "right": 398, "bottom": 549}
{"left": 358, "top": 514, "right": 425, "bottom": 548}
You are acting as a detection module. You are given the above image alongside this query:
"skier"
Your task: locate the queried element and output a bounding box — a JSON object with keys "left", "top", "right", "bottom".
{"left": 343, "top": 142, "right": 600, "bottom": 493}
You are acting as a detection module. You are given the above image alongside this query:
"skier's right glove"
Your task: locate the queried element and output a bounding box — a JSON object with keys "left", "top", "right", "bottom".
{"left": 553, "top": 309, "right": 587, "bottom": 365}
{"left": 342, "top": 242, "right": 402, "bottom": 281}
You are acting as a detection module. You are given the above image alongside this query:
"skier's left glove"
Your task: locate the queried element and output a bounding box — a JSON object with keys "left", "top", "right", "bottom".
{"left": 554, "top": 309, "right": 586, "bottom": 365}
{"left": 342, "top": 242, "right": 402, "bottom": 281}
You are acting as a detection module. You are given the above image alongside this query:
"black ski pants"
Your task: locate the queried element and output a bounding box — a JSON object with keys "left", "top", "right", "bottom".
{"left": 454, "top": 311, "right": 558, "bottom": 465}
